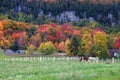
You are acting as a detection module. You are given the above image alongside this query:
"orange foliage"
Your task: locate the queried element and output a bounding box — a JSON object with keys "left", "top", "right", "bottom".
{"left": 12, "top": 32, "right": 21, "bottom": 39}
{"left": 54, "top": 39, "right": 70, "bottom": 52}
{"left": 81, "top": 27, "right": 92, "bottom": 51}
{"left": 17, "top": 22, "right": 30, "bottom": 30}
{"left": 0, "top": 20, "right": 8, "bottom": 30}
{"left": 0, "top": 39, "right": 11, "bottom": 49}
{"left": 73, "top": 30, "right": 80, "bottom": 36}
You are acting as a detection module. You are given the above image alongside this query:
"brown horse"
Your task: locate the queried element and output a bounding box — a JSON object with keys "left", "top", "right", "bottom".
{"left": 78, "top": 55, "right": 89, "bottom": 62}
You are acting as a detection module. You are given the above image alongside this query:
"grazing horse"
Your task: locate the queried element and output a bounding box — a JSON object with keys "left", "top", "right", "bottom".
{"left": 88, "top": 57, "right": 99, "bottom": 63}
{"left": 78, "top": 55, "right": 89, "bottom": 62}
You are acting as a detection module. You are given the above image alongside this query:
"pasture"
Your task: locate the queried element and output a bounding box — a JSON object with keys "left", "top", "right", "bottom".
{"left": 0, "top": 57, "right": 120, "bottom": 80}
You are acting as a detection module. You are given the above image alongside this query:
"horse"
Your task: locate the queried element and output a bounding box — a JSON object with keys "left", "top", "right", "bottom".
{"left": 78, "top": 54, "right": 89, "bottom": 62}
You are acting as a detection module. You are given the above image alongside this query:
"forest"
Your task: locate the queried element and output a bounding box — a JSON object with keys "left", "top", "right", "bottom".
{"left": 0, "top": 0, "right": 120, "bottom": 27}
{"left": 0, "top": 20, "right": 120, "bottom": 58}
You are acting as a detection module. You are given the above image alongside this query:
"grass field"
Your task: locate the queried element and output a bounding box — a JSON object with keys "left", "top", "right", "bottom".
{"left": 0, "top": 57, "right": 120, "bottom": 80}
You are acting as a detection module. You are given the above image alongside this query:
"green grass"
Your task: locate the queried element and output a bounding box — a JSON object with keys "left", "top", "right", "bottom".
{"left": 0, "top": 57, "right": 120, "bottom": 80}
{"left": 0, "top": 50, "right": 7, "bottom": 60}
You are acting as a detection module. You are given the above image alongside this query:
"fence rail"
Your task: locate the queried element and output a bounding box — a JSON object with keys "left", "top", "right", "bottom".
{"left": 2, "top": 57, "right": 120, "bottom": 63}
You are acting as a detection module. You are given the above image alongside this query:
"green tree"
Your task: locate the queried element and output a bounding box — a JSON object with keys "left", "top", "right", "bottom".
{"left": 67, "top": 36, "right": 81, "bottom": 56}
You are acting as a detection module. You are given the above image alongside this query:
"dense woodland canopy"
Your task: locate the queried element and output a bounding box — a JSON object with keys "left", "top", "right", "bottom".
{"left": 0, "top": 20, "right": 120, "bottom": 58}
{"left": 0, "top": 0, "right": 120, "bottom": 27}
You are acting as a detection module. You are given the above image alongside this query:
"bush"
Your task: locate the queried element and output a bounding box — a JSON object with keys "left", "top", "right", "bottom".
{"left": 38, "top": 41, "right": 56, "bottom": 54}
{"left": 88, "top": 45, "right": 109, "bottom": 59}
{"left": 26, "top": 44, "right": 36, "bottom": 54}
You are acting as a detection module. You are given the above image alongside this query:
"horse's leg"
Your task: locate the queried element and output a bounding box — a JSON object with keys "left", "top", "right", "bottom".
{"left": 80, "top": 57, "right": 82, "bottom": 62}
{"left": 86, "top": 58, "right": 88, "bottom": 61}
{"left": 85, "top": 56, "right": 89, "bottom": 61}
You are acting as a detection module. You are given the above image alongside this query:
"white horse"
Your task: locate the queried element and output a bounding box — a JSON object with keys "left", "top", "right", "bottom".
{"left": 88, "top": 57, "right": 99, "bottom": 63}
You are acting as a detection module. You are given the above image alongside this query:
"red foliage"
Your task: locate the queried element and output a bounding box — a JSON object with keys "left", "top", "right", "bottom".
{"left": 37, "top": 24, "right": 50, "bottom": 33}
{"left": 12, "top": 31, "right": 26, "bottom": 39}
{"left": 0, "top": 30, "right": 4, "bottom": 36}
{"left": 56, "top": 31, "right": 66, "bottom": 41}
{"left": 73, "top": 30, "right": 80, "bottom": 36}
{"left": 37, "top": 23, "right": 68, "bottom": 42}
{"left": 62, "top": 23, "right": 73, "bottom": 35}
{"left": 114, "top": 37, "right": 120, "bottom": 49}
{"left": 93, "top": 28, "right": 106, "bottom": 35}
{"left": 49, "top": 35, "right": 54, "bottom": 41}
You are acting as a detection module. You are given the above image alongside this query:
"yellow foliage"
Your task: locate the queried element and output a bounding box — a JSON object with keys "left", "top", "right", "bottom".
{"left": 81, "top": 28, "right": 92, "bottom": 52}
{"left": 27, "top": 44, "right": 36, "bottom": 54}
{"left": 94, "top": 31, "right": 107, "bottom": 47}
{"left": 0, "top": 39, "right": 11, "bottom": 49}
{"left": 38, "top": 41, "right": 56, "bottom": 54}
{"left": 58, "top": 39, "right": 70, "bottom": 53}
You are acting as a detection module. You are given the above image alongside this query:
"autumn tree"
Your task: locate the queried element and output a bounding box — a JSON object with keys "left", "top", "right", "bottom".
{"left": 29, "top": 34, "right": 41, "bottom": 47}
{"left": 0, "top": 38, "right": 11, "bottom": 51}
{"left": 56, "top": 39, "right": 70, "bottom": 52}
{"left": 67, "top": 36, "right": 81, "bottom": 56}
{"left": 16, "top": 31, "right": 28, "bottom": 50}
{"left": 38, "top": 41, "right": 56, "bottom": 54}
{"left": 26, "top": 44, "right": 36, "bottom": 54}
{"left": 92, "top": 29, "right": 109, "bottom": 59}
{"left": 114, "top": 37, "right": 120, "bottom": 49}
{"left": 81, "top": 27, "right": 92, "bottom": 56}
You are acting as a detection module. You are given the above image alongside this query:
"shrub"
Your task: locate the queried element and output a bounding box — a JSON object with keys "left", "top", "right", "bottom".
{"left": 26, "top": 44, "right": 36, "bottom": 54}
{"left": 88, "top": 44, "right": 109, "bottom": 59}
{"left": 38, "top": 41, "right": 56, "bottom": 54}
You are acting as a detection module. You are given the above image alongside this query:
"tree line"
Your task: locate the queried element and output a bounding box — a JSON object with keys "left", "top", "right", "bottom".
{"left": 0, "top": 20, "right": 120, "bottom": 58}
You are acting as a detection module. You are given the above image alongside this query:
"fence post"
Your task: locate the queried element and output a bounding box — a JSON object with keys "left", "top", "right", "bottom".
{"left": 67, "top": 57, "right": 69, "bottom": 62}
{"left": 40, "top": 57, "right": 42, "bottom": 62}
{"left": 23, "top": 57, "right": 25, "bottom": 61}
{"left": 48, "top": 57, "right": 50, "bottom": 61}
{"left": 53, "top": 57, "right": 55, "bottom": 62}
{"left": 112, "top": 57, "right": 114, "bottom": 63}
{"left": 96, "top": 57, "right": 99, "bottom": 63}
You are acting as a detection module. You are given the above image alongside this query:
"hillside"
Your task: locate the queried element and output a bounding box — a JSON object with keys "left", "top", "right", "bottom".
{"left": 0, "top": 0, "right": 120, "bottom": 26}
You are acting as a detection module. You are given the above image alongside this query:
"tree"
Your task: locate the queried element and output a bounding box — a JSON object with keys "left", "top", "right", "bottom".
{"left": 16, "top": 31, "right": 28, "bottom": 50}
{"left": 93, "top": 29, "right": 109, "bottom": 59}
{"left": 114, "top": 37, "right": 120, "bottom": 49}
{"left": 107, "top": 35, "right": 114, "bottom": 49}
{"left": 67, "top": 36, "right": 81, "bottom": 56}
{"left": 38, "top": 41, "right": 56, "bottom": 54}
{"left": 81, "top": 27, "right": 92, "bottom": 56}
{"left": 26, "top": 44, "right": 36, "bottom": 54}
{"left": 0, "top": 39, "right": 11, "bottom": 51}
{"left": 30, "top": 34, "right": 41, "bottom": 47}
